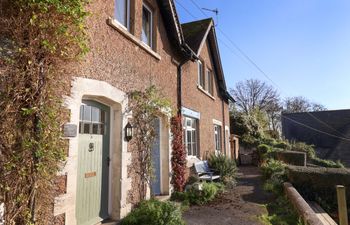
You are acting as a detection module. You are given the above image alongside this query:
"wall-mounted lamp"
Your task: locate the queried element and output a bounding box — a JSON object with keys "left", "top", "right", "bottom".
{"left": 125, "top": 122, "right": 133, "bottom": 142}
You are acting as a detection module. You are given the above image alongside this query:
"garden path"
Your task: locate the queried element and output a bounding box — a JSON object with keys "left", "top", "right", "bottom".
{"left": 183, "top": 166, "right": 274, "bottom": 225}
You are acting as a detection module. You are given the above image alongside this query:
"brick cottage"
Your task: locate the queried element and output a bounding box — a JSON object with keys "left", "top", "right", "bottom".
{"left": 2, "top": 0, "right": 234, "bottom": 224}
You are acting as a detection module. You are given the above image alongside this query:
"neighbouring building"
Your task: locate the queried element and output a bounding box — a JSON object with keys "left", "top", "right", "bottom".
{"left": 0, "top": 0, "right": 234, "bottom": 224}
{"left": 282, "top": 109, "right": 350, "bottom": 167}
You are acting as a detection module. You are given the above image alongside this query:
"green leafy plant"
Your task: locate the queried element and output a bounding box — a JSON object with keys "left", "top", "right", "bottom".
{"left": 311, "top": 157, "right": 344, "bottom": 168}
{"left": 120, "top": 199, "right": 185, "bottom": 225}
{"left": 259, "top": 196, "right": 304, "bottom": 225}
{"left": 128, "top": 86, "right": 173, "bottom": 201}
{"left": 0, "top": 0, "right": 88, "bottom": 223}
{"left": 290, "top": 142, "right": 315, "bottom": 159}
{"left": 208, "top": 154, "right": 237, "bottom": 183}
{"left": 171, "top": 182, "right": 224, "bottom": 206}
{"left": 261, "top": 159, "right": 286, "bottom": 180}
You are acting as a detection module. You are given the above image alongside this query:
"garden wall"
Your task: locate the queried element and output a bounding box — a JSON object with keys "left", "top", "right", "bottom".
{"left": 277, "top": 151, "right": 306, "bottom": 166}
{"left": 287, "top": 165, "right": 350, "bottom": 211}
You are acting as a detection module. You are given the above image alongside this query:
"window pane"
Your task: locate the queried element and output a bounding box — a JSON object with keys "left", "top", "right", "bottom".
{"left": 83, "top": 123, "right": 90, "bottom": 134}
{"left": 198, "top": 61, "right": 204, "bottom": 87}
{"left": 101, "top": 110, "right": 106, "bottom": 123}
{"left": 192, "top": 130, "right": 197, "bottom": 156}
{"left": 91, "top": 107, "right": 100, "bottom": 122}
{"left": 187, "top": 130, "right": 192, "bottom": 143}
{"left": 142, "top": 6, "right": 152, "bottom": 47}
{"left": 186, "top": 118, "right": 191, "bottom": 127}
{"left": 115, "top": 0, "right": 127, "bottom": 27}
{"left": 191, "top": 118, "right": 196, "bottom": 129}
{"left": 80, "top": 105, "right": 84, "bottom": 120}
{"left": 83, "top": 105, "right": 91, "bottom": 122}
{"left": 192, "top": 142, "right": 196, "bottom": 156}
{"left": 187, "top": 143, "right": 192, "bottom": 155}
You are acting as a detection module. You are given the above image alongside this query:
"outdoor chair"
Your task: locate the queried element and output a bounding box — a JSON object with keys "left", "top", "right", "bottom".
{"left": 194, "top": 160, "right": 220, "bottom": 181}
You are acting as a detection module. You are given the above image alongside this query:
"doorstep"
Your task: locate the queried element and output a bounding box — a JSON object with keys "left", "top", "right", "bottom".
{"left": 154, "top": 195, "right": 170, "bottom": 202}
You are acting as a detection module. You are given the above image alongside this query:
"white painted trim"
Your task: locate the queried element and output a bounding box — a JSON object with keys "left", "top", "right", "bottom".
{"left": 55, "top": 77, "right": 131, "bottom": 224}
{"left": 213, "top": 119, "right": 222, "bottom": 126}
{"left": 182, "top": 106, "right": 200, "bottom": 119}
{"left": 142, "top": 3, "right": 153, "bottom": 49}
{"left": 225, "top": 126, "right": 230, "bottom": 158}
{"left": 107, "top": 18, "right": 161, "bottom": 61}
{"left": 196, "top": 20, "right": 214, "bottom": 56}
{"left": 114, "top": 0, "right": 130, "bottom": 31}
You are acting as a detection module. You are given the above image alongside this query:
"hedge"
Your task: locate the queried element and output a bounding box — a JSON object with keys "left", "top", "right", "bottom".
{"left": 276, "top": 151, "right": 306, "bottom": 166}
{"left": 310, "top": 157, "right": 344, "bottom": 168}
{"left": 287, "top": 165, "right": 350, "bottom": 212}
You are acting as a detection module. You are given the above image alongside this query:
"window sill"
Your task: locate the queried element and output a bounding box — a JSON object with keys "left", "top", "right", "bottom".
{"left": 107, "top": 17, "right": 161, "bottom": 61}
{"left": 197, "top": 85, "right": 215, "bottom": 100}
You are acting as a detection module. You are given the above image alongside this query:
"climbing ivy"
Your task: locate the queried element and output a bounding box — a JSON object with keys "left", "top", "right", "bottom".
{"left": 128, "top": 86, "right": 173, "bottom": 201}
{"left": 0, "top": 0, "right": 88, "bottom": 224}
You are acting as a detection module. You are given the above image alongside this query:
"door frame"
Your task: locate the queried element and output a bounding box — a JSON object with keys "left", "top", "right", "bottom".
{"left": 76, "top": 99, "right": 111, "bottom": 224}
{"left": 55, "top": 78, "right": 132, "bottom": 224}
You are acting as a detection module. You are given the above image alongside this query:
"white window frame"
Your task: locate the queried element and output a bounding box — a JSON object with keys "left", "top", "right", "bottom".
{"left": 214, "top": 124, "right": 222, "bottom": 154}
{"left": 206, "top": 68, "right": 213, "bottom": 95}
{"left": 115, "top": 0, "right": 130, "bottom": 31}
{"left": 184, "top": 117, "right": 198, "bottom": 157}
{"left": 197, "top": 60, "right": 204, "bottom": 88}
{"left": 142, "top": 3, "right": 153, "bottom": 48}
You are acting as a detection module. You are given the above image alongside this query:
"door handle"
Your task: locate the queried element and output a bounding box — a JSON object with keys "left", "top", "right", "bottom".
{"left": 107, "top": 157, "right": 111, "bottom": 167}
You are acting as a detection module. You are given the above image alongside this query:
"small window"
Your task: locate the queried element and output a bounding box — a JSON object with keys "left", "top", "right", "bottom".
{"left": 207, "top": 69, "right": 213, "bottom": 95}
{"left": 214, "top": 125, "right": 222, "bottom": 153}
{"left": 184, "top": 117, "right": 198, "bottom": 157}
{"left": 198, "top": 61, "right": 205, "bottom": 88}
{"left": 142, "top": 3, "right": 153, "bottom": 48}
{"left": 115, "top": 0, "right": 130, "bottom": 30}
{"left": 79, "top": 105, "right": 106, "bottom": 135}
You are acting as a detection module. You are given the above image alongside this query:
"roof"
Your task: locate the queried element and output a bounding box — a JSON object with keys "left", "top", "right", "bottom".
{"left": 282, "top": 109, "right": 350, "bottom": 166}
{"left": 156, "top": 0, "right": 195, "bottom": 58}
{"left": 181, "top": 18, "right": 235, "bottom": 102}
{"left": 181, "top": 18, "right": 213, "bottom": 54}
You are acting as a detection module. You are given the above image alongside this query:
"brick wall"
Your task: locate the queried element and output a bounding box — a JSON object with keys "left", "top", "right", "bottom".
{"left": 62, "top": 0, "right": 181, "bottom": 212}
{"left": 182, "top": 40, "right": 230, "bottom": 160}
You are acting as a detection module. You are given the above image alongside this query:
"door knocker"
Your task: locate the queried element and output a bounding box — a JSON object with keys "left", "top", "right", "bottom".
{"left": 88, "top": 143, "right": 94, "bottom": 152}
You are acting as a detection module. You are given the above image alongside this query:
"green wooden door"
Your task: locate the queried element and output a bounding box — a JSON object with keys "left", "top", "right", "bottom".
{"left": 76, "top": 100, "right": 110, "bottom": 225}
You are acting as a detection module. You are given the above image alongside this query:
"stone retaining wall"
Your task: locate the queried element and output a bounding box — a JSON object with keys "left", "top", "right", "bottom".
{"left": 283, "top": 182, "right": 324, "bottom": 225}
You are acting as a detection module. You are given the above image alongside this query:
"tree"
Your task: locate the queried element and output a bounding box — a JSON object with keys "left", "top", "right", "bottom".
{"left": 230, "top": 79, "right": 280, "bottom": 114}
{"left": 230, "top": 79, "right": 281, "bottom": 136}
{"left": 284, "top": 96, "right": 327, "bottom": 113}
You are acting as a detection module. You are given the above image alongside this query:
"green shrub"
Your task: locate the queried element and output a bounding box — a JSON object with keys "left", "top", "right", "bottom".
{"left": 261, "top": 159, "right": 286, "bottom": 180}
{"left": 120, "top": 199, "right": 185, "bottom": 225}
{"left": 273, "top": 141, "right": 291, "bottom": 150}
{"left": 310, "top": 158, "right": 344, "bottom": 168}
{"left": 258, "top": 144, "right": 272, "bottom": 154}
{"left": 172, "top": 182, "right": 224, "bottom": 206}
{"left": 208, "top": 154, "right": 237, "bottom": 182}
{"left": 260, "top": 137, "right": 277, "bottom": 146}
{"left": 259, "top": 196, "right": 304, "bottom": 225}
{"left": 287, "top": 165, "right": 350, "bottom": 213}
{"left": 187, "top": 182, "right": 224, "bottom": 205}
{"left": 187, "top": 175, "right": 200, "bottom": 185}
{"left": 290, "top": 142, "right": 315, "bottom": 159}
{"left": 276, "top": 151, "right": 306, "bottom": 166}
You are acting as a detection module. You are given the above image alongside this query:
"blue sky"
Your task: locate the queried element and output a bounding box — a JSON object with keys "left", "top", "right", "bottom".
{"left": 175, "top": 0, "right": 350, "bottom": 110}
